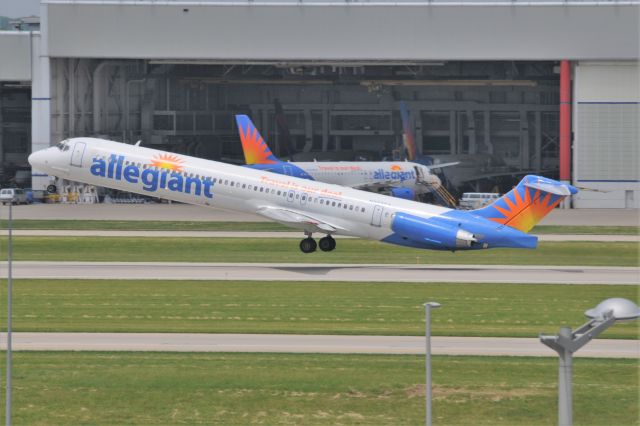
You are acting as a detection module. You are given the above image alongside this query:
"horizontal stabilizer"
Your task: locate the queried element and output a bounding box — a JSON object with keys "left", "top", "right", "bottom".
{"left": 523, "top": 180, "right": 575, "bottom": 196}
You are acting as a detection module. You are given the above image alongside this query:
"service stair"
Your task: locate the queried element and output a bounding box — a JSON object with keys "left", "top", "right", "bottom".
{"left": 432, "top": 184, "right": 458, "bottom": 208}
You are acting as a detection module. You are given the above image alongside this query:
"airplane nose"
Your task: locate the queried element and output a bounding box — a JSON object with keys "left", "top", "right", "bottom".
{"left": 28, "top": 149, "right": 48, "bottom": 168}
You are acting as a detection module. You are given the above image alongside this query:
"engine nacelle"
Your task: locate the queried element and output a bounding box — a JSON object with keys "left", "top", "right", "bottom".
{"left": 391, "top": 212, "right": 477, "bottom": 250}
{"left": 390, "top": 187, "right": 415, "bottom": 200}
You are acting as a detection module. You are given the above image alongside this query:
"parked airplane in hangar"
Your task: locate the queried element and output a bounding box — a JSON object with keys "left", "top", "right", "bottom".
{"left": 235, "top": 114, "right": 454, "bottom": 202}
{"left": 29, "top": 138, "right": 577, "bottom": 253}
{"left": 399, "top": 101, "right": 553, "bottom": 193}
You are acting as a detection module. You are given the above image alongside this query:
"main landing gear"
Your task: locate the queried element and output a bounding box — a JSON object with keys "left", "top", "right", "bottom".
{"left": 299, "top": 237, "right": 317, "bottom": 253}
{"left": 299, "top": 234, "right": 336, "bottom": 253}
{"left": 318, "top": 235, "right": 336, "bottom": 252}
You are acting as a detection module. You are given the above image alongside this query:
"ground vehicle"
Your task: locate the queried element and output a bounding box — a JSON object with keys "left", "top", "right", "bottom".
{"left": 0, "top": 188, "right": 29, "bottom": 205}
{"left": 459, "top": 192, "right": 501, "bottom": 210}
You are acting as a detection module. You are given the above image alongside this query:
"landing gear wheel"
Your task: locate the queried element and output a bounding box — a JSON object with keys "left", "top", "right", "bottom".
{"left": 299, "top": 237, "right": 317, "bottom": 253}
{"left": 46, "top": 184, "right": 57, "bottom": 194}
{"left": 319, "top": 235, "right": 336, "bottom": 252}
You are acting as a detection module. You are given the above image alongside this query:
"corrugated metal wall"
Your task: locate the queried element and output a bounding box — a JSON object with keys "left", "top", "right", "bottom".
{"left": 574, "top": 62, "right": 639, "bottom": 208}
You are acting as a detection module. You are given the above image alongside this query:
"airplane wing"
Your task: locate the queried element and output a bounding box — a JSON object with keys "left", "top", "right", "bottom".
{"left": 427, "top": 161, "right": 460, "bottom": 170}
{"left": 351, "top": 180, "right": 404, "bottom": 192}
{"left": 255, "top": 206, "right": 346, "bottom": 234}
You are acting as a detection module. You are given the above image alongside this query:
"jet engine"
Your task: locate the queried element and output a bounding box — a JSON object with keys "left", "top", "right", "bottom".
{"left": 390, "top": 187, "right": 415, "bottom": 200}
{"left": 390, "top": 212, "right": 477, "bottom": 250}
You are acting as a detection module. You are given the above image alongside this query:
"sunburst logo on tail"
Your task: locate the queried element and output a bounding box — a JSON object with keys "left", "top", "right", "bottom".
{"left": 150, "top": 154, "right": 185, "bottom": 172}
{"left": 238, "top": 119, "right": 278, "bottom": 165}
{"left": 486, "top": 185, "right": 562, "bottom": 233}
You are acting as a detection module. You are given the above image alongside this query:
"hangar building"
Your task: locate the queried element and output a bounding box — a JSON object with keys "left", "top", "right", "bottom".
{"left": 0, "top": 0, "right": 638, "bottom": 207}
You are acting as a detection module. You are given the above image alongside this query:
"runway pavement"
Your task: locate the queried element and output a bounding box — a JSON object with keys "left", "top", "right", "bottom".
{"left": 1, "top": 332, "right": 636, "bottom": 358}
{"left": 4, "top": 261, "right": 638, "bottom": 284}
{"left": 7, "top": 229, "right": 639, "bottom": 242}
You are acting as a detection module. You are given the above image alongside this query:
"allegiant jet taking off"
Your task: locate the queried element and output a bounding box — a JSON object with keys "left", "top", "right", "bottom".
{"left": 236, "top": 114, "right": 453, "bottom": 201}
{"left": 29, "top": 138, "right": 577, "bottom": 253}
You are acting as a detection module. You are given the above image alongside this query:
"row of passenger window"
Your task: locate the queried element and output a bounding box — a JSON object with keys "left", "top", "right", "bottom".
{"left": 95, "top": 153, "right": 368, "bottom": 214}
{"left": 215, "top": 177, "right": 367, "bottom": 213}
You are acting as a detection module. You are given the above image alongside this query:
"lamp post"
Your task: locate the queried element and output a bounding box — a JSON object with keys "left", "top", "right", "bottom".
{"left": 4, "top": 199, "right": 13, "bottom": 426}
{"left": 424, "top": 302, "right": 441, "bottom": 426}
{"left": 540, "top": 298, "right": 640, "bottom": 426}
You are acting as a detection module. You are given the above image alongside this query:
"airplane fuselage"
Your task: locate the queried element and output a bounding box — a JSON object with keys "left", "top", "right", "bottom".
{"left": 30, "top": 137, "right": 542, "bottom": 252}
{"left": 248, "top": 161, "right": 439, "bottom": 194}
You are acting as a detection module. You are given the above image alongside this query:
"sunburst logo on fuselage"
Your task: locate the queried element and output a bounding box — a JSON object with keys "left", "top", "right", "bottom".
{"left": 391, "top": 165, "right": 402, "bottom": 171}
{"left": 150, "top": 154, "right": 185, "bottom": 172}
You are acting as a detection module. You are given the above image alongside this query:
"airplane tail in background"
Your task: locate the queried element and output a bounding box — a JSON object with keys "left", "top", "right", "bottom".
{"left": 274, "top": 98, "right": 295, "bottom": 158}
{"left": 235, "top": 115, "right": 280, "bottom": 165}
{"left": 399, "top": 101, "right": 417, "bottom": 161}
{"left": 473, "top": 175, "right": 578, "bottom": 233}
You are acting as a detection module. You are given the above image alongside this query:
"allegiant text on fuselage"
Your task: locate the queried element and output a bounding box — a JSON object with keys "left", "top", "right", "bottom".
{"left": 373, "top": 169, "right": 416, "bottom": 182}
{"left": 90, "top": 154, "right": 214, "bottom": 198}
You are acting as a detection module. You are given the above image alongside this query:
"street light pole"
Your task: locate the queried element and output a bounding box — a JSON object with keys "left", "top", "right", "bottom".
{"left": 5, "top": 201, "right": 12, "bottom": 426}
{"left": 540, "top": 298, "right": 639, "bottom": 426}
{"left": 557, "top": 328, "right": 573, "bottom": 426}
{"left": 424, "top": 302, "right": 441, "bottom": 426}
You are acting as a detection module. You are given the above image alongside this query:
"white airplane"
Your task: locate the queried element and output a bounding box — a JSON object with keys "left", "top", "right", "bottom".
{"left": 236, "top": 115, "right": 457, "bottom": 201}
{"left": 29, "top": 138, "right": 577, "bottom": 253}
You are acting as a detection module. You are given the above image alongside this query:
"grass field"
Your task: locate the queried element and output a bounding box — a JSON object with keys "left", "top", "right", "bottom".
{"left": 1, "top": 280, "right": 637, "bottom": 338}
{"left": 532, "top": 225, "right": 639, "bottom": 235}
{"left": 1, "top": 219, "right": 638, "bottom": 235}
{"left": 1, "top": 236, "right": 638, "bottom": 266}
{"left": 0, "top": 219, "right": 287, "bottom": 232}
{"left": 0, "top": 352, "right": 636, "bottom": 425}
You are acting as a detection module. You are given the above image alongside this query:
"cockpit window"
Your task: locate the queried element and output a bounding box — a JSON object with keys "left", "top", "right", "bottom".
{"left": 55, "top": 140, "right": 70, "bottom": 151}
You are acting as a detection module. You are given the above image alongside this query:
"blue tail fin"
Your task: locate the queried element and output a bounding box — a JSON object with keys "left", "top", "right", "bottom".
{"left": 473, "top": 175, "right": 578, "bottom": 233}
{"left": 235, "top": 115, "right": 281, "bottom": 165}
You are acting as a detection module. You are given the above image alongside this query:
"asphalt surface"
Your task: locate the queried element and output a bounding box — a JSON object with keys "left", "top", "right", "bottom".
{"left": 4, "top": 261, "right": 638, "bottom": 284}
{"left": 7, "top": 229, "right": 639, "bottom": 242}
{"left": 4, "top": 203, "right": 639, "bottom": 226}
{"left": 1, "top": 333, "right": 637, "bottom": 358}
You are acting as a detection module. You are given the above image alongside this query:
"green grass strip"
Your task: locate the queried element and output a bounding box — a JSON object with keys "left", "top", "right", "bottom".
{"left": 0, "top": 352, "right": 636, "bottom": 425}
{"left": 532, "top": 225, "right": 639, "bottom": 235}
{"left": 0, "top": 219, "right": 288, "bottom": 231}
{"left": 1, "top": 220, "right": 638, "bottom": 235}
{"left": 1, "top": 236, "right": 637, "bottom": 266}
{"left": 1, "top": 280, "right": 637, "bottom": 338}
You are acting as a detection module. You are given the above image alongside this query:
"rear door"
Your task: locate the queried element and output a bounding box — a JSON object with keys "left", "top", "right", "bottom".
{"left": 370, "top": 205, "right": 384, "bottom": 227}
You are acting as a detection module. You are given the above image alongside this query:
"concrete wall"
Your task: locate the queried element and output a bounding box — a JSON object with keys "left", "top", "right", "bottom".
{"left": 0, "top": 32, "right": 32, "bottom": 81}
{"left": 573, "top": 61, "right": 639, "bottom": 208}
{"left": 46, "top": 2, "right": 638, "bottom": 60}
